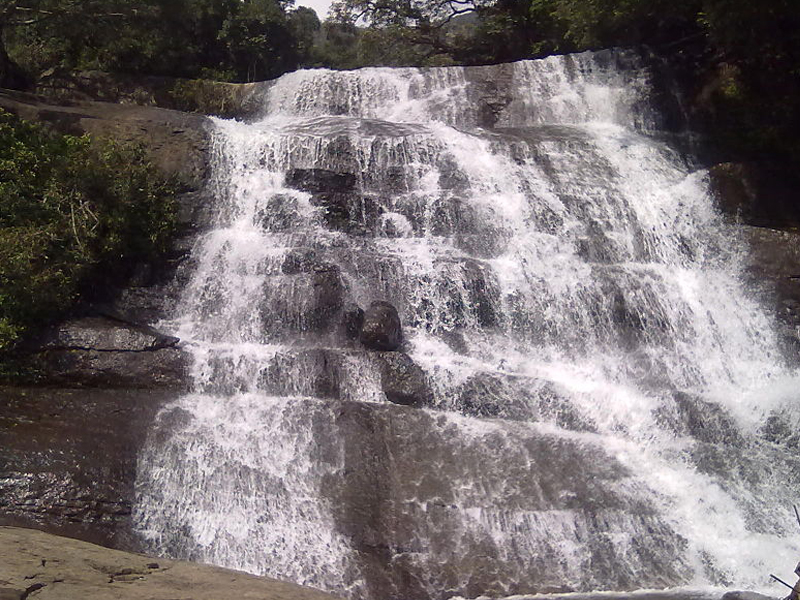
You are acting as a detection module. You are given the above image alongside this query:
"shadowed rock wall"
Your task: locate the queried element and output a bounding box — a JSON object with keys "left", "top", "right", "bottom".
{"left": 0, "top": 89, "right": 212, "bottom": 549}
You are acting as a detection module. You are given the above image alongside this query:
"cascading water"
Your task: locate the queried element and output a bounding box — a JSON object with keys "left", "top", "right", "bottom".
{"left": 133, "top": 50, "right": 800, "bottom": 600}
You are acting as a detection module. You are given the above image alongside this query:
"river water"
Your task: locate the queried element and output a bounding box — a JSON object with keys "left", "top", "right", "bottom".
{"left": 132, "top": 50, "right": 800, "bottom": 600}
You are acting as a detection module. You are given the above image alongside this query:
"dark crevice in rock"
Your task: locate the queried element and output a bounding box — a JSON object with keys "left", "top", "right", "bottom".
{"left": 20, "top": 583, "right": 46, "bottom": 600}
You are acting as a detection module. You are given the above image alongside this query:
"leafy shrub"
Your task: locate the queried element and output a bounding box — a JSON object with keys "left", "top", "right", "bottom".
{"left": 0, "top": 109, "right": 176, "bottom": 354}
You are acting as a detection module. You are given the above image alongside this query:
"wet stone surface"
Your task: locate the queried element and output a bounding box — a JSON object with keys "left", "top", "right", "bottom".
{"left": 0, "top": 387, "right": 175, "bottom": 551}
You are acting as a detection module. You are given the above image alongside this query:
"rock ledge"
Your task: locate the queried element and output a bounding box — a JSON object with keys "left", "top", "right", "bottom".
{"left": 0, "top": 526, "right": 339, "bottom": 600}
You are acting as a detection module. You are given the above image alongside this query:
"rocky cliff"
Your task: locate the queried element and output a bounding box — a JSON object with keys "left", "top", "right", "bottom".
{"left": 0, "top": 89, "right": 212, "bottom": 547}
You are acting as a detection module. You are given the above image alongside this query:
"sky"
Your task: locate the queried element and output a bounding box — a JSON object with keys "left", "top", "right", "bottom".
{"left": 297, "top": 0, "right": 333, "bottom": 19}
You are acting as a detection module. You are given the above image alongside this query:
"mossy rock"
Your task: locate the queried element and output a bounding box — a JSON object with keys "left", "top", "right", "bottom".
{"left": 168, "top": 78, "right": 263, "bottom": 119}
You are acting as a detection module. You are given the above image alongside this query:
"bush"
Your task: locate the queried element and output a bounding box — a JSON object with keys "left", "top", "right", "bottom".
{"left": 0, "top": 110, "right": 177, "bottom": 355}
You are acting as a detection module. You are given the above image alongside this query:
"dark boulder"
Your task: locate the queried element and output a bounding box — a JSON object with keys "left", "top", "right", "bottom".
{"left": 375, "top": 352, "right": 432, "bottom": 407}
{"left": 359, "top": 301, "right": 402, "bottom": 351}
{"left": 709, "top": 162, "right": 800, "bottom": 228}
{"left": 285, "top": 168, "right": 356, "bottom": 194}
{"left": 342, "top": 304, "right": 365, "bottom": 340}
{"left": 32, "top": 316, "right": 189, "bottom": 389}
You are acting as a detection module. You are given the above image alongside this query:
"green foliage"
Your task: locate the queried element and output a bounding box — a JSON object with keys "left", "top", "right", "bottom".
{"left": 289, "top": 6, "right": 321, "bottom": 64}
{"left": 0, "top": 109, "right": 176, "bottom": 354}
{"left": 3, "top": 0, "right": 309, "bottom": 84}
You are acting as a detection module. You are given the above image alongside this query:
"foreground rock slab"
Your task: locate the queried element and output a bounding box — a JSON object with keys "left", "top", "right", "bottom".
{"left": 0, "top": 526, "right": 339, "bottom": 600}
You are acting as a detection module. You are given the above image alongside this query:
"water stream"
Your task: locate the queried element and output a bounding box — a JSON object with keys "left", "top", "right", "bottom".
{"left": 133, "top": 50, "right": 800, "bottom": 600}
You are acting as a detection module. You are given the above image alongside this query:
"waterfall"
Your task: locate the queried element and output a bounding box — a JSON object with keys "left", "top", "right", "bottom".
{"left": 133, "top": 50, "right": 800, "bottom": 600}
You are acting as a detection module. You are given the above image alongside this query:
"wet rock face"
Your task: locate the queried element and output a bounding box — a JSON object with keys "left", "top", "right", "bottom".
{"left": 742, "top": 226, "right": 800, "bottom": 355}
{"left": 286, "top": 168, "right": 357, "bottom": 194}
{"left": 261, "top": 263, "right": 346, "bottom": 335}
{"left": 32, "top": 316, "right": 190, "bottom": 389}
{"left": 658, "top": 392, "right": 744, "bottom": 446}
{"left": 312, "top": 192, "right": 382, "bottom": 234}
{"left": 709, "top": 162, "right": 800, "bottom": 229}
{"left": 284, "top": 168, "right": 382, "bottom": 235}
{"left": 0, "top": 388, "right": 174, "bottom": 550}
{"left": 256, "top": 194, "right": 305, "bottom": 233}
{"left": 324, "top": 401, "right": 693, "bottom": 600}
{"left": 374, "top": 352, "right": 431, "bottom": 407}
{"left": 359, "top": 301, "right": 403, "bottom": 351}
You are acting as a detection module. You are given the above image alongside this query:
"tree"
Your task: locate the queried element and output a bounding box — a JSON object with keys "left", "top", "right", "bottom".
{"left": 219, "top": 0, "right": 299, "bottom": 81}
{"left": 289, "top": 6, "right": 321, "bottom": 66}
{"left": 1, "top": 0, "right": 307, "bottom": 84}
{"left": 0, "top": 0, "right": 163, "bottom": 86}
{"left": 329, "top": 0, "right": 495, "bottom": 63}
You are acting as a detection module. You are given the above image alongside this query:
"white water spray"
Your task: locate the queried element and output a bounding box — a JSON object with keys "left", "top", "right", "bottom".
{"left": 134, "top": 50, "right": 800, "bottom": 599}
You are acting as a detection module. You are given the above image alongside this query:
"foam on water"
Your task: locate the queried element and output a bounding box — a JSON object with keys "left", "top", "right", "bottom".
{"left": 133, "top": 50, "right": 800, "bottom": 599}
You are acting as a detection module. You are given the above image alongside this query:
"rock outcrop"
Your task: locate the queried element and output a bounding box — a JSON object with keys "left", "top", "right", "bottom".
{"left": 0, "top": 387, "right": 172, "bottom": 549}
{"left": 285, "top": 168, "right": 382, "bottom": 235}
{"left": 359, "top": 302, "right": 403, "bottom": 352}
{"left": 33, "top": 70, "right": 267, "bottom": 119}
{"left": 31, "top": 316, "right": 190, "bottom": 389}
{"left": 706, "top": 159, "right": 800, "bottom": 356}
{"left": 742, "top": 226, "right": 800, "bottom": 353}
{"left": 0, "top": 526, "right": 338, "bottom": 600}
{"left": 0, "top": 89, "right": 207, "bottom": 548}
{"left": 374, "top": 352, "right": 431, "bottom": 407}
{"left": 709, "top": 162, "right": 800, "bottom": 229}
{"left": 0, "top": 88, "right": 210, "bottom": 189}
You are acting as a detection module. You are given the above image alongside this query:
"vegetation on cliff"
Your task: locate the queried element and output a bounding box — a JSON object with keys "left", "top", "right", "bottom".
{"left": 0, "top": 109, "right": 176, "bottom": 357}
{"left": 0, "top": 0, "right": 796, "bottom": 169}
{"left": 0, "top": 0, "right": 318, "bottom": 84}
